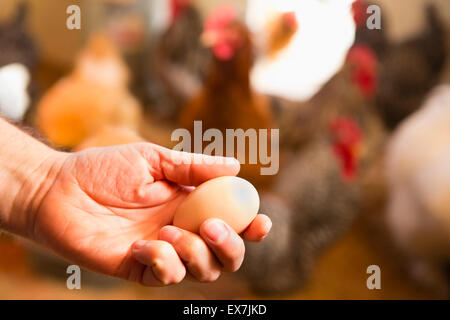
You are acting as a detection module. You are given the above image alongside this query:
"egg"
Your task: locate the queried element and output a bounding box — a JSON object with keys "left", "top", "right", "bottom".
{"left": 173, "top": 176, "right": 260, "bottom": 234}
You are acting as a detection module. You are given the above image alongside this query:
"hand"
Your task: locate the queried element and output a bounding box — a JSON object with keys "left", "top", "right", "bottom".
{"left": 31, "top": 143, "right": 272, "bottom": 286}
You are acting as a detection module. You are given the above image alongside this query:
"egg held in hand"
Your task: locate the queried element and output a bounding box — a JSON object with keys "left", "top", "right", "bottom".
{"left": 173, "top": 176, "right": 260, "bottom": 234}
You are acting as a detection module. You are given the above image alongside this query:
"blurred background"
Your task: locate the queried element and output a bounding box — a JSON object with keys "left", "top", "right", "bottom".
{"left": 1, "top": 0, "right": 450, "bottom": 299}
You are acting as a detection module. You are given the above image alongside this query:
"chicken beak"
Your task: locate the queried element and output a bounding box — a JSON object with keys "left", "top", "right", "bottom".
{"left": 351, "top": 142, "right": 363, "bottom": 160}
{"left": 200, "top": 30, "right": 218, "bottom": 47}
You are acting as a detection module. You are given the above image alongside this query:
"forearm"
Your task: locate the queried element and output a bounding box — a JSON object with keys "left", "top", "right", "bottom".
{"left": 0, "top": 118, "right": 64, "bottom": 238}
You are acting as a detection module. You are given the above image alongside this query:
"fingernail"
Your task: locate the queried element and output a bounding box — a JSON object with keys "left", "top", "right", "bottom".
{"left": 159, "top": 227, "right": 182, "bottom": 244}
{"left": 225, "top": 157, "right": 239, "bottom": 165}
{"left": 133, "top": 240, "right": 147, "bottom": 250}
{"left": 264, "top": 219, "right": 273, "bottom": 235}
{"left": 204, "top": 220, "right": 228, "bottom": 244}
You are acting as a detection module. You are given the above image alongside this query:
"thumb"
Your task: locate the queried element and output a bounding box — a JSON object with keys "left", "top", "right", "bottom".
{"left": 136, "top": 143, "right": 241, "bottom": 186}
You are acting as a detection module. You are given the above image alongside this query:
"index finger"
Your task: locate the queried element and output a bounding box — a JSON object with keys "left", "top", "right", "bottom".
{"left": 136, "top": 143, "right": 241, "bottom": 186}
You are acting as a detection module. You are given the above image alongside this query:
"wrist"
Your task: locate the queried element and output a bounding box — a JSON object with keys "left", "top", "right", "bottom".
{"left": 10, "top": 150, "right": 68, "bottom": 239}
{"left": 0, "top": 118, "right": 67, "bottom": 238}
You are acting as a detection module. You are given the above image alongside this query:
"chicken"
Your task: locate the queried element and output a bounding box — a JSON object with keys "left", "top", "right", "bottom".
{"left": 35, "top": 34, "right": 142, "bottom": 149}
{"left": 377, "top": 4, "right": 446, "bottom": 129}
{"left": 159, "top": 0, "right": 210, "bottom": 81}
{"left": 353, "top": 1, "right": 447, "bottom": 130}
{"left": 385, "top": 85, "right": 450, "bottom": 294}
{"left": 280, "top": 44, "right": 382, "bottom": 152}
{"left": 276, "top": 45, "right": 386, "bottom": 205}
{"left": 0, "top": 3, "right": 37, "bottom": 70}
{"left": 442, "top": 36, "right": 450, "bottom": 84}
{"left": 247, "top": 0, "right": 355, "bottom": 102}
{"left": 143, "top": 0, "right": 209, "bottom": 121}
{"left": 242, "top": 45, "right": 387, "bottom": 294}
{"left": 265, "top": 11, "right": 299, "bottom": 59}
{"left": 0, "top": 63, "right": 30, "bottom": 121}
{"left": 243, "top": 116, "right": 377, "bottom": 294}
{"left": 179, "top": 5, "right": 274, "bottom": 187}
{"left": 248, "top": 11, "right": 299, "bottom": 119}
{"left": 0, "top": 3, "right": 37, "bottom": 122}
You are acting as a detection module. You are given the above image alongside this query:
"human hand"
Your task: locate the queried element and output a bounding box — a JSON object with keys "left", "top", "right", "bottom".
{"left": 29, "top": 143, "right": 271, "bottom": 286}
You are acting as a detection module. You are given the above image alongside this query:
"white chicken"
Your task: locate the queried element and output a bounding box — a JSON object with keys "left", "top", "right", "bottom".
{"left": 246, "top": 0, "right": 356, "bottom": 101}
{"left": 386, "top": 85, "right": 450, "bottom": 292}
{"left": 0, "top": 63, "right": 30, "bottom": 121}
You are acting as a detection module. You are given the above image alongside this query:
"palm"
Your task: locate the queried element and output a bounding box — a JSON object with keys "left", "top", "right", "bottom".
{"left": 34, "top": 144, "right": 189, "bottom": 279}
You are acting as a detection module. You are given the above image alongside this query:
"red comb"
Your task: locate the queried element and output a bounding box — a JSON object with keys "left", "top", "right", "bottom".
{"left": 205, "top": 4, "right": 237, "bottom": 32}
{"left": 170, "top": 0, "right": 192, "bottom": 23}
{"left": 204, "top": 5, "right": 241, "bottom": 61}
{"left": 347, "top": 45, "right": 377, "bottom": 69}
{"left": 282, "top": 12, "right": 299, "bottom": 30}
{"left": 352, "top": 0, "right": 368, "bottom": 28}
{"left": 329, "top": 117, "right": 363, "bottom": 180}
{"left": 347, "top": 45, "right": 378, "bottom": 98}
{"left": 330, "top": 117, "right": 362, "bottom": 145}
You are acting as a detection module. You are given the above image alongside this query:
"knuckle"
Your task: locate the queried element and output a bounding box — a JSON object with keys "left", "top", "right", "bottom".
{"left": 157, "top": 242, "right": 175, "bottom": 259}
{"left": 134, "top": 186, "right": 147, "bottom": 202}
{"left": 184, "top": 238, "right": 206, "bottom": 261}
{"left": 141, "top": 266, "right": 157, "bottom": 287}
{"left": 159, "top": 225, "right": 172, "bottom": 236}
{"left": 225, "top": 240, "right": 245, "bottom": 261}
{"left": 223, "top": 244, "right": 245, "bottom": 272}
{"left": 162, "top": 266, "right": 186, "bottom": 286}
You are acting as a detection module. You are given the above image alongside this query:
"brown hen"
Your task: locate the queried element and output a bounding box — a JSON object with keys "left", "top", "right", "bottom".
{"left": 179, "top": 5, "right": 274, "bottom": 188}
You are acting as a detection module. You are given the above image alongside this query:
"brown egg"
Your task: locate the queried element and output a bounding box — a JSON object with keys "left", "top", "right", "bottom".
{"left": 173, "top": 176, "right": 260, "bottom": 234}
